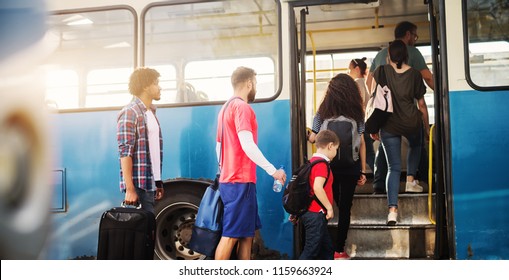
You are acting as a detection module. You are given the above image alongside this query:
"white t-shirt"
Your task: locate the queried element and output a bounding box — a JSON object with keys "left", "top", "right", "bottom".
{"left": 146, "top": 110, "right": 161, "bottom": 181}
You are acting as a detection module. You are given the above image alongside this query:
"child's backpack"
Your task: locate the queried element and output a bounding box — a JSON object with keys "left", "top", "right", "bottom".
{"left": 320, "top": 116, "right": 361, "bottom": 167}
{"left": 282, "top": 159, "right": 330, "bottom": 216}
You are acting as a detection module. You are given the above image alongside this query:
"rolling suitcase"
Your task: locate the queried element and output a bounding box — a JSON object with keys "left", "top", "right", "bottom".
{"left": 97, "top": 203, "right": 156, "bottom": 260}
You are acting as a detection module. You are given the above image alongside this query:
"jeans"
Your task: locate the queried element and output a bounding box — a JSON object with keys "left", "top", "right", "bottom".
{"left": 380, "top": 128, "right": 422, "bottom": 207}
{"left": 135, "top": 188, "right": 155, "bottom": 213}
{"left": 299, "top": 211, "right": 333, "bottom": 260}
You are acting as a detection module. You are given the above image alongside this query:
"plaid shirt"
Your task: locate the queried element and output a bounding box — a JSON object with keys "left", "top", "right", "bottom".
{"left": 117, "top": 97, "right": 163, "bottom": 192}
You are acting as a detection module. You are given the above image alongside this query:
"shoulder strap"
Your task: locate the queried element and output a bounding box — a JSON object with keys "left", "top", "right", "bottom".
{"left": 379, "top": 64, "right": 387, "bottom": 86}
{"left": 309, "top": 158, "right": 331, "bottom": 185}
{"left": 309, "top": 159, "right": 330, "bottom": 212}
{"left": 218, "top": 97, "right": 243, "bottom": 172}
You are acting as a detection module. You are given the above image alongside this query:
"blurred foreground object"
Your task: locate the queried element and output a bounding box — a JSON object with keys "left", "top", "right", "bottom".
{"left": 0, "top": 0, "right": 54, "bottom": 259}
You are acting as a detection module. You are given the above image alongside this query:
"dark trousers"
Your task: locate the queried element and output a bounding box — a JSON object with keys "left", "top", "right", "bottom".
{"left": 299, "top": 211, "right": 333, "bottom": 260}
{"left": 416, "top": 133, "right": 429, "bottom": 184}
{"left": 364, "top": 132, "right": 375, "bottom": 173}
{"left": 332, "top": 171, "right": 358, "bottom": 251}
{"left": 373, "top": 144, "right": 388, "bottom": 193}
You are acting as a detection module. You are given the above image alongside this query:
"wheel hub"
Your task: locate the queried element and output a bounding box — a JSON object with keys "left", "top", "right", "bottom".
{"left": 155, "top": 202, "right": 205, "bottom": 260}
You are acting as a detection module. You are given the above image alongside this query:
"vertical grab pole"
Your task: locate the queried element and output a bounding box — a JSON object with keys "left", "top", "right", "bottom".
{"left": 428, "top": 124, "right": 436, "bottom": 225}
{"left": 299, "top": 7, "right": 309, "bottom": 161}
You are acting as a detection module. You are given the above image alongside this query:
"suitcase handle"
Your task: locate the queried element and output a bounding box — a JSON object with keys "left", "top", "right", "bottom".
{"left": 121, "top": 201, "right": 142, "bottom": 209}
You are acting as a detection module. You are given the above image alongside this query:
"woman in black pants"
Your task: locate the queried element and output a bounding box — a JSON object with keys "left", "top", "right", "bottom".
{"left": 308, "top": 74, "right": 367, "bottom": 259}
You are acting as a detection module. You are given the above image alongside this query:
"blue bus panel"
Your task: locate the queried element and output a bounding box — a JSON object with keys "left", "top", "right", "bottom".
{"left": 449, "top": 89, "right": 509, "bottom": 259}
{"left": 46, "top": 100, "right": 292, "bottom": 259}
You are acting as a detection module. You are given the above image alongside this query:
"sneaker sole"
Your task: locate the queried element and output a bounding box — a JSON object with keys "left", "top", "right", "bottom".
{"left": 387, "top": 220, "right": 397, "bottom": 226}
{"left": 405, "top": 188, "right": 423, "bottom": 193}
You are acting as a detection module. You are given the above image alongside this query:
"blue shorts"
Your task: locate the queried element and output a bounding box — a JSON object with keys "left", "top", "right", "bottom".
{"left": 219, "top": 182, "right": 261, "bottom": 238}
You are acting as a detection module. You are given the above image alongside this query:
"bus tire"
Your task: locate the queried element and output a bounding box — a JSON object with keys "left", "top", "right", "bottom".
{"left": 154, "top": 182, "right": 207, "bottom": 260}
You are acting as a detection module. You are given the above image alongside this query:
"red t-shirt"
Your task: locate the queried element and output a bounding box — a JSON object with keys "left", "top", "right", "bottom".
{"left": 216, "top": 98, "right": 258, "bottom": 183}
{"left": 308, "top": 155, "right": 333, "bottom": 213}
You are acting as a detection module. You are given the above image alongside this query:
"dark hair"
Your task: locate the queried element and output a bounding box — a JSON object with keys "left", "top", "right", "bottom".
{"left": 128, "top": 67, "right": 160, "bottom": 96}
{"left": 315, "top": 130, "right": 339, "bottom": 148}
{"left": 394, "top": 21, "right": 417, "bottom": 39}
{"left": 231, "top": 66, "right": 256, "bottom": 89}
{"left": 317, "top": 73, "right": 364, "bottom": 123}
{"left": 350, "top": 57, "right": 368, "bottom": 76}
{"left": 389, "top": 40, "right": 408, "bottom": 69}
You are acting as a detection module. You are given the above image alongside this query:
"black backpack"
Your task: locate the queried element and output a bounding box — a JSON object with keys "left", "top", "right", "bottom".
{"left": 320, "top": 116, "right": 361, "bottom": 167}
{"left": 282, "top": 159, "right": 330, "bottom": 216}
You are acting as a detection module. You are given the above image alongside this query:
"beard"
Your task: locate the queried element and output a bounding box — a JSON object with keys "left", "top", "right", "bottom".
{"left": 247, "top": 88, "right": 256, "bottom": 103}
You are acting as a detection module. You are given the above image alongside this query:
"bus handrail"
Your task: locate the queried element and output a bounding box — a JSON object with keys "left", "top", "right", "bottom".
{"left": 428, "top": 124, "right": 436, "bottom": 225}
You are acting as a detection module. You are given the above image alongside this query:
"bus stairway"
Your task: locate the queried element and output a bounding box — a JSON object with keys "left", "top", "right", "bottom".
{"left": 327, "top": 177, "right": 436, "bottom": 259}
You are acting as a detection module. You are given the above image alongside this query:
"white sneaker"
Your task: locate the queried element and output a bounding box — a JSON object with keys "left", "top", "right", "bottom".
{"left": 387, "top": 212, "right": 398, "bottom": 226}
{"left": 405, "top": 180, "right": 423, "bottom": 193}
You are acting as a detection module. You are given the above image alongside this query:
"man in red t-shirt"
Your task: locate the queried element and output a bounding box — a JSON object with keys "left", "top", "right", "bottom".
{"left": 299, "top": 130, "right": 339, "bottom": 260}
{"left": 215, "top": 66, "right": 286, "bottom": 260}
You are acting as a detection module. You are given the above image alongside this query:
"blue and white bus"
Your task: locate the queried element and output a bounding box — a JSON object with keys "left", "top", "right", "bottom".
{"left": 1, "top": 0, "right": 508, "bottom": 260}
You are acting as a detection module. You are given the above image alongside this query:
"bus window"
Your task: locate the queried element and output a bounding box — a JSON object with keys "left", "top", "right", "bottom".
{"left": 416, "top": 45, "right": 435, "bottom": 124}
{"left": 44, "top": 8, "right": 136, "bottom": 110}
{"left": 143, "top": 0, "right": 280, "bottom": 104}
{"left": 305, "top": 51, "right": 378, "bottom": 126}
{"left": 305, "top": 48, "right": 435, "bottom": 125}
{"left": 152, "top": 65, "right": 178, "bottom": 105}
{"left": 185, "top": 57, "right": 275, "bottom": 102}
{"left": 331, "top": 51, "right": 379, "bottom": 74}
{"left": 86, "top": 68, "right": 132, "bottom": 108}
{"left": 305, "top": 54, "right": 335, "bottom": 118}
{"left": 465, "top": 0, "right": 509, "bottom": 88}
{"left": 45, "top": 69, "right": 79, "bottom": 110}
{"left": 87, "top": 66, "right": 177, "bottom": 107}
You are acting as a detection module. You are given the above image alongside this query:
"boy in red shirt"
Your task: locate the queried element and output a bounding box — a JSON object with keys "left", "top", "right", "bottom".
{"left": 299, "top": 130, "right": 339, "bottom": 260}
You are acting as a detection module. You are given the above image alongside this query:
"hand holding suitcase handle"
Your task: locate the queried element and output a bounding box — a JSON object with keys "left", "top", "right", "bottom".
{"left": 121, "top": 201, "right": 142, "bottom": 209}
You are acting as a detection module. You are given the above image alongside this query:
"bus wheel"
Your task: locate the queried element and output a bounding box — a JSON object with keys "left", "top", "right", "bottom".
{"left": 154, "top": 185, "right": 206, "bottom": 260}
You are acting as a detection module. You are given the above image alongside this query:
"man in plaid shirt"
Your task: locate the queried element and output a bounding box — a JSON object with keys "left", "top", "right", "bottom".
{"left": 117, "top": 67, "right": 164, "bottom": 213}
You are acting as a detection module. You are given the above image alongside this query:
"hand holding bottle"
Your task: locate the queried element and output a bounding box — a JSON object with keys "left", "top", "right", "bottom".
{"left": 272, "top": 165, "right": 286, "bottom": 192}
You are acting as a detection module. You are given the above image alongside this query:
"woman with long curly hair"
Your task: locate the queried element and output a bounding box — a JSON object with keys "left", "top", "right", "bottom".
{"left": 308, "top": 73, "right": 367, "bottom": 260}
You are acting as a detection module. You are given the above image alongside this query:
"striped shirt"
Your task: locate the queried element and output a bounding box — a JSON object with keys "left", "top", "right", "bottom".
{"left": 117, "top": 97, "right": 163, "bottom": 192}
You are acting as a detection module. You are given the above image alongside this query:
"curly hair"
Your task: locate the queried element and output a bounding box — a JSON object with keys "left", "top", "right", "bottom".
{"left": 317, "top": 73, "right": 364, "bottom": 123}
{"left": 128, "top": 67, "right": 160, "bottom": 96}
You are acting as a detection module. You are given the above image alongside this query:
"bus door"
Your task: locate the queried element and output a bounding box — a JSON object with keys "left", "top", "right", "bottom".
{"left": 287, "top": 0, "right": 439, "bottom": 260}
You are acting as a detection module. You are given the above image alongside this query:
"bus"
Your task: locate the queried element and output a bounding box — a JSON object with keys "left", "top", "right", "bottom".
{"left": 2, "top": 0, "right": 508, "bottom": 260}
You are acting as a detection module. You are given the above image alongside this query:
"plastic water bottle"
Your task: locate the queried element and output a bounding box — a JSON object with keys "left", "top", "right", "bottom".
{"left": 272, "top": 165, "right": 284, "bottom": 192}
